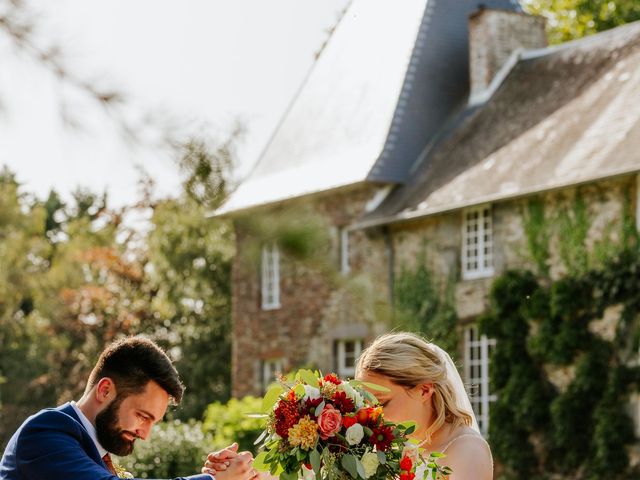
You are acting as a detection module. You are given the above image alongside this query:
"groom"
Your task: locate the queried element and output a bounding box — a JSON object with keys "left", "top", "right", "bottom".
{"left": 0, "top": 336, "right": 257, "bottom": 480}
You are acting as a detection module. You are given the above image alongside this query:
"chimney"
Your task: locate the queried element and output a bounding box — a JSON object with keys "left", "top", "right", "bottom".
{"left": 469, "top": 9, "right": 547, "bottom": 101}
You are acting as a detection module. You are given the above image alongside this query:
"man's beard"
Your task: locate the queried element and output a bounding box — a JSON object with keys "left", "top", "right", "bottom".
{"left": 95, "top": 396, "right": 138, "bottom": 456}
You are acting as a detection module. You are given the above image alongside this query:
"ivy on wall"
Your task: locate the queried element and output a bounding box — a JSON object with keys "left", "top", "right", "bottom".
{"left": 393, "top": 246, "right": 459, "bottom": 355}
{"left": 483, "top": 187, "right": 640, "bottom": 479}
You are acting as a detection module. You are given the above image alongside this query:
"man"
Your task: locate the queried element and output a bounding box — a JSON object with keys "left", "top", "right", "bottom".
{"left": 0, "top": 336, "right": 258, "bottom": 480}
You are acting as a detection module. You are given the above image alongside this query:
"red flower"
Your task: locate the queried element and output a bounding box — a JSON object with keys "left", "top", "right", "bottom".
{"left": 332, "top": 391, "right": 355, "bottom": 414}
{"left": 274, "top": 399, "right": 300, "bottom": 438}
{"left": 369, "top": 425, "right": 395, "bottom": 451}
{"left": 323, "top": 374, "right": 342, "bottom": 385}
{"left": 304, "top": 397, "right": 323, "bottom": 418}
{"left": 356, "top": 407, "right": 381, "bottom": 426}
{"left": 399, "top": 456, "right": 413, "bottom": 471}
{"left": 342, "top": 415, "right": 357, "bottom": 428}
{"left": 400, "top": 473, "right": 416, "bottom": 480}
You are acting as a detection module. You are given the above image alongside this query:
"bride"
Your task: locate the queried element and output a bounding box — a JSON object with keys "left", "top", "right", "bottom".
{"left": 355, "top": 332, "right": 493, "bottom": 480}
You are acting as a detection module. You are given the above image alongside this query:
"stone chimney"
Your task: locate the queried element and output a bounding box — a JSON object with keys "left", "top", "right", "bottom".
{"left": 469, "top": 9, "right": 547, "bottom": 101}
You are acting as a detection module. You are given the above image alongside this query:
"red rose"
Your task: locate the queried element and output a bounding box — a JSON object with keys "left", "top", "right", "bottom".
{"left": 400, "top": 473, "right": 415, "bottom": 480}
{"left": 399, "top": 456, "right": 413, "bottom": 471}
{"left": 342, "top": 415, "right": 357, "bottom": 428}
{"left": 317, "top": 404, "right": 342, "bottom": 440}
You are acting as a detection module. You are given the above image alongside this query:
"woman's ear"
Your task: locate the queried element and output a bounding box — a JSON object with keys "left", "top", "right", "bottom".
{"left": 95, "top": 377, "right": 116, "bottom": 403}
{"left": 420, "top": 383, "right": 434, "bottom": 402}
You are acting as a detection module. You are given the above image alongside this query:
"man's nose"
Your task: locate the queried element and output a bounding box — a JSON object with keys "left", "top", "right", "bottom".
{"left": 136, "top": 424, "right": 151, "bottom": 440}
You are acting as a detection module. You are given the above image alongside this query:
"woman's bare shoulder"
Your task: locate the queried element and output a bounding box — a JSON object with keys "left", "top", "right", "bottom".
{"left": 440, "top": 430, "right": 493, "bottom": 480}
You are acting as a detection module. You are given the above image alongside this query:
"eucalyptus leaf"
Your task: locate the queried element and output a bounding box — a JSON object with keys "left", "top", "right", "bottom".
{"left": 310, "top": 449, "right": 321, "bottom": 476}
{"left": 253, "top": 452, "right": 269, "bottom": 470}
{"left": 262, "top": 385, "right": 284, "bottom": 412}
{"left": 341, "top": 454, "right": 358, "bottom": 478}
{"left": 354, "top": 457, "right": 366, "bottom": 479}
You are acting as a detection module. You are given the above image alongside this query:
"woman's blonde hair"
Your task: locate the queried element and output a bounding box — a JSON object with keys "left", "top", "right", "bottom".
{"left": 356, "top": 332, "right": 474, "bottom": 444}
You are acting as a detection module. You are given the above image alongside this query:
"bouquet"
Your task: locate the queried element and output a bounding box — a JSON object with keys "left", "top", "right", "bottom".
{"left": 253, "top": 370, "right": 451, "bottom": 480}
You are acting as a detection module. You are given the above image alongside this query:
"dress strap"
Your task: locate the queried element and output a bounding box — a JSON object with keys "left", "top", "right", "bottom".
{"left": 441, "top": 433, "right": 484, "bottom": 453}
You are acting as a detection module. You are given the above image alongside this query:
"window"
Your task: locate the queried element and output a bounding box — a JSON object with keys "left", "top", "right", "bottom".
{"left": 464, "top": 326, "right": 496, "bottom": 436}
{"left": 261, "top": 244, "right": 280, "bottom": 310}
{"left": 334, "top": 339, "right": 363, "bottom": 378}
{"left": 462, "top": 205, "right": 494, "bottom": 280}
{"left": 261, "top": 359, "right": 283, "bottom": 393}
{"left": 340, "top": 228, "right": 350, "bottom": 275}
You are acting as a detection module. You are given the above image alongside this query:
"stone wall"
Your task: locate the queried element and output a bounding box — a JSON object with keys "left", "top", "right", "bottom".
{"left": 230, "top": 174, "right": 636, "bottom": 397}
{"left": 230, "top": 184, "right": 388, "bottom": 397}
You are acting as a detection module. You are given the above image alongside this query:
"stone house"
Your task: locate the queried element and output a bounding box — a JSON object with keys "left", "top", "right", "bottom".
{"left": 215, "top": 0, "right": 640, "bottom": 437}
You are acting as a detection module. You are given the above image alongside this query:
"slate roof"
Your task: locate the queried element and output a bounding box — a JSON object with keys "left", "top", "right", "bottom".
{"left": 357, "top": 20, "right": 640, "bottom": 228}
{"left": 216, "top": 0, "right": 522, "bottom": 215}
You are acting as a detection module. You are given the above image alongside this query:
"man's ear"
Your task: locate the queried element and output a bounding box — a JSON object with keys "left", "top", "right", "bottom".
{"left": 95, "top": 377, "right": 116, "bottom": 404}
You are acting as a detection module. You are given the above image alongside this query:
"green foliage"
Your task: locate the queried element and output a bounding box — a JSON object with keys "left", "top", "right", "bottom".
{"left": 523, "top": 199, "right": 550, "bottom": 276}
{"left": 147, "top": 197, "right": 233, "bottom": 418}
{"left": 202, "top": 396, "right": 264, "bottom": 454}
{"left": 556, "top": 194, "right": 590, "bottom": 276}
{"left": 118, "top": 420, "right": 214, "bottom": 479}
{"left": 393, "top": 247, "right": 458, "bottom": 354}
{"left": 522, "top": 0, "right": 640, "bottom": 44}
{"left": 482, "top": 247, "right": 640, "bottom": 479}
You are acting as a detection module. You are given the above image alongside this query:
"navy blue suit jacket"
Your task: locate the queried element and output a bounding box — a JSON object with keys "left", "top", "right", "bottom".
{"left": 0, "top": 403, "right": 211, "bottom": 480}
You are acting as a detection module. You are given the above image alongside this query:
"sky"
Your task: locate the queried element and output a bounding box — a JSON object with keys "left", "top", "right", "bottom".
{"left": 0, "top": 0, "right": 349, "bottom": 208}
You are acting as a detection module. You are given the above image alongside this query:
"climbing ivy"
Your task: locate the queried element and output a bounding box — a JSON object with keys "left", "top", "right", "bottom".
{"left": 393, "top": 246, "right": 458, "bottom": 354}
{"left": 484, "top": 184, "right": 640, "bottom": 479}
{"left": 482, "top": 251, "right": 640, "bottom": 479}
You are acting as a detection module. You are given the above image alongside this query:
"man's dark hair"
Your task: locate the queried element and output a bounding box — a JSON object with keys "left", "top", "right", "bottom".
{"left": 87, "top": 336, "right": 184, "bottom": 404}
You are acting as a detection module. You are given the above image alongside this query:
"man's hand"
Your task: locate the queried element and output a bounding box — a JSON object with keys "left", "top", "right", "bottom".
{"left": 202, "top": 445, "right": 257, "bottom": 480}
{"left": 204, "top": 443, "right": 239, "bottom": 472}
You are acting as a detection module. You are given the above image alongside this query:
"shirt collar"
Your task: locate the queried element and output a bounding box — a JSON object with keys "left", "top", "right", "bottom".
{"left": 71, "top": 400, "right": 108, "bottom": 458}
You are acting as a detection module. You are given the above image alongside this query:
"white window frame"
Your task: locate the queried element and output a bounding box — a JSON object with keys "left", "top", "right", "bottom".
{"left": 636, "top": 174, "right": 640, "bottom": 231}
{"left": 335, "top": 339, "right": 363, "bottom": 378}
{"left": 261, "top": 358, "right": 283, "bottom": 392}
{"left": 464, "top": 326, "right": 497, "bottom": 436}
{"left": 340, "top": 228, "right": 350, "bottom": 275}
{"left": 261, "top": 244, "right": 280, "bottom": 310}
{"left": 462, "top": 204, "right": 494, "bottom": 280}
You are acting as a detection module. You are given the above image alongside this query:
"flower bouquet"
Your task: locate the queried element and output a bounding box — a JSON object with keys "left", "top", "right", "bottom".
{"left": 253, "top": 370, "right": 450, "bottom": 480}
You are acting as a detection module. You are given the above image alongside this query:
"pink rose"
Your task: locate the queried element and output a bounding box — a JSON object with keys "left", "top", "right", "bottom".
{"left": 317, "top": 404, "right": 342, "bottom": 440}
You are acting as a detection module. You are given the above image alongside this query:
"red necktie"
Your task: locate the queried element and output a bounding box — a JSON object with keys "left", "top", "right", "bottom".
{"left": 102, "top": 453, "right": 117, "bottom": 475}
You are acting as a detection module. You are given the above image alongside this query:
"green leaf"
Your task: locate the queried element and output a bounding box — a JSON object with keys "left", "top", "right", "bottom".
{"left": 354, "top": 456, "right": 366, "bottom": 479}
{"left": 341, "top": 454, "right": 358, "bottom": 478}
{"left": 253, "top": 452, "right": 270, "bottom": 470}
{"left": 281, "top": 471, "right": 298, "bottom": 480}
{"left": 294, "top": 384, "right": 306, "bottom": 397}
{"left": 310, "top": 449, "right": 321, "bottom": 476}
{"left": 357, "top": 381, "right": 391, "bottom": 392}
{"left": 299, "top": 369, "right": 320, "bottom": 388}
{"left": 262, "top": 385, "right": 284, "bottom": 412}
{"left": 253, "top": 429, "right": 269, "bottom": 445}
{"left": 314, "top": 400, "right": 326, "bottom": 417}
{"left": 430, "top": 452, "right": 446, "bottom": 458}
{"left": 376, "top": 450, "right": 386, "bottom": 465}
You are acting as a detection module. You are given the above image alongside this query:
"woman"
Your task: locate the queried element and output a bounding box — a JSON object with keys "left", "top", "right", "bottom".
{"left": 356, "top": 332, "right": 493, "bottom": 480}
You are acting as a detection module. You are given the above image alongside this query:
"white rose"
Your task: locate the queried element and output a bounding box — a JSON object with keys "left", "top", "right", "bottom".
{"left": 303, "top": 385, "right": 321, "bottom": 401}
{"left": 360, "top": 451, "right": 379, "bottom": 479}
{"left": 345, "top": 423, "right": 365, "bottom": 446}
{"left": 402, "top": 442, "right": 420, "bottom": 464}
{"left": 339, "top": 382, "right": 364, "bottom": 409}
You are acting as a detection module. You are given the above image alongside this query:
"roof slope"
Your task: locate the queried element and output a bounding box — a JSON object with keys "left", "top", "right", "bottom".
{"left": 217, "top": 0, "right": 521, "bottom": 215}
{"left": 359, "top": 21, "right": 640, "bottom": 227}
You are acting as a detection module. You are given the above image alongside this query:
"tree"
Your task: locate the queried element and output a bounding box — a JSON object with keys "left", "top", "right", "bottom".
{"left": 522, "top": 0, "right": 640, "bottom": 44}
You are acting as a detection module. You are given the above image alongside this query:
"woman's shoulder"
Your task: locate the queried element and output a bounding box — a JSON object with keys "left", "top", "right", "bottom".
{"left": 440, "top": 428, "right": 493, "bottom": 479}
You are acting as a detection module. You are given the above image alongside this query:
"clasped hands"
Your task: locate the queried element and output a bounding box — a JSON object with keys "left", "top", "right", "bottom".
{"left": 202, "top": 443, "right": 261, "bottom": 480}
